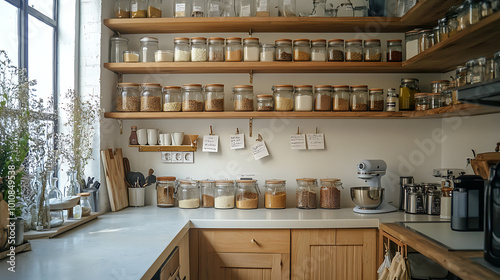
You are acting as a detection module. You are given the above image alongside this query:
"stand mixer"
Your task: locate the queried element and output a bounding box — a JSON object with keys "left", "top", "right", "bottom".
{"left": 351, "top": 159, "right": 397, "bottom": 214}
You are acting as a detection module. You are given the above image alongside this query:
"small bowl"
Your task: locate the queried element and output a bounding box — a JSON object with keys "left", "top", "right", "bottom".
{"left": 350, "top": 187, "right": 384, "bottom": 209}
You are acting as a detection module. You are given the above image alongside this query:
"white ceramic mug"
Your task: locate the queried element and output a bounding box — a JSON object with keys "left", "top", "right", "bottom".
{"left": 163, "top": 133, "right": 172, "bottom": 146}
{"left": 147, "top": 129, "right": 159, "bottom": 145}
{"left": 172, "top": 132, "right": 184, "bottom": 146}
{"left": 159, "top": 134, "right": 165, "bottom": 145}
{"left": 137, "top": 129, "right": 147, "bottom": 145}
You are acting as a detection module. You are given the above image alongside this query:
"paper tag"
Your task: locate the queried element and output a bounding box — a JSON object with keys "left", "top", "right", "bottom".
{"left": 252, "top": 141, "right": 269, "bottom": 160}
{"left": 176, "top": 3, "right": 185, "bottom": 12}
{"left": 210, "top": 4, "right": 220, "bottom": 12}
{"left": 345, "top": 5, "right": 353, "bottom": 12}
{"left": 290, "top": 135, "right": 307, "bottom": 150}
{"left": 241, "top": 5, "right": 251, "bottom": 16}
{"left": 306, "top": 134, "right": 325, "bottom": 150}
{"left": 257, "top": 0, "right": 268, "bottom": 12}
{"left": 131, "top": 3, "right": 138, "bottom": 10}
{"left": 193, "top": 5, "right": 202, "bottom": 12}
{"left": 203, "top": 135, "right": 219, "bottom": 152}
{"left": 230, "top": 134, "right": 245, "bottom": 150}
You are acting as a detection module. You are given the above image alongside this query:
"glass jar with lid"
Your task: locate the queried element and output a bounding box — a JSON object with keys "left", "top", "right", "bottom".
{"left": 428, "top": 93, "right": 443, "bottom": 109}
{"left": 260, "top": 44, "right": 275, "bottom": 62}
{"left": 191, "top": 37, "right": 207, "bottom": 62}
{"left": 163, "top": 86, "right": 182, "bottom": 112}
{"left": 495, "top": 51, "right": 500, "bottom": 79}
{"left": 123, "top": 50, "right": 140, "bottom": 62}
{"left": 264, "top": 180, "right": 287, "bottom": 209}
{"left": 273, "top": 85, "right": 294, "bottom": 111}
{"left": 208, "top": 37, "right": 225, "bottom": 62}
{"left": 418, "top": 29, "right": 433, "bottom": 53}
{"left": 204, "top": 84, "right": 225, "bottom": 112}
{"left": 201, "top": 180, "right": 215, "bottom": 208}
{"left": 139, "top": 37, "right": 159, "bottom": 62}
{"left": 466, "top": 59, "right": 475, "bottom": 84}
{"left": 275, "top": 39, "right": 293, "bottom": 61}
{"left": 332, "top": 85, "right": 350, "bottom": 111}
{"left": 294, "top": 85, "right": 313, "bottom": 111}
{"left": 236, "top": 0, "right": 255, "bottom": 17}
{"left": 405, "top": 30, "right": 419, "bottom": 60}
{"left": 174, "top": 0, "right": 192, "bottom": 17}
{"left": 314, "top": 85, "right": 332, "bottom": 111}
{"left": 364, "top": 39, "right": 381, "bottom": 62}
{"left": 431, "top": 80, "right": 450, "bottom": 94}
{"left": 433, "top": 26, "right": 441, "bottom": 45}
{"left": 80, "top": 193, "right": 92, "bottom": 216}
{"left": 115, "top": 0, "right": 130, "bottom": 18}
{"left": 386, "top": 88, "right": 399, "bottom": 112}
{"left": 387, "top": 40, "right": 402, "bottom": 62}
{"left": 182, "top": 84, "right": 204, "bottom": 112}
{"left": 256, "top": 94, "right": 274, "bottom": 111}
{"left": 191, "top": 0, "right": 206, "bottom": 17}
{"left": 369, "top": 88, "right": 384, "bottom": 111}
{"left": 470, "top": 57, "right": 486, "bottom": 84}
{"left": 233, "top": 85, "right": 254, "bottom": 111}
{"left": 155, "top": 50, "right": 173, "bottom": 62}
{"left": 415, "top": 93, "right": 428, "bottom": 111}
{"left": 457, "top": 4, "right": 469, "bottom": 31}
{"left": 255, "top": 0, "right": 271, "bottom": 16}
{"left": 448, "top": 13, "right": 459, "bottom": 36}
{"left": 480, "top": 0, "right": 493, "bottom": 18}
{"left": 116, "top": 83, "right": 140, "bottom": 112}
{"left": 319, "top": 179, "right": 342, "bottom": 209}
{"left": 226, "top": 37, "right": 243, "bottom": 62}
{"left": 174, "top": 37, "right": 191, "bottom": 62}
{"left": 293, "top": 39, "right": 311, "bottom": 61}
{"left": 468, "top": 0, "right": 481, "bottom": 25}
{"left": 456, "top": 66, "right": 468, "bottom": 87}
{"left": 296, "top": 178, "right": 318, "bottom": 209}
{"left": 350, "top": 85, "right": 368, "bottom": 111}
{"left": 328, "top": 39, "right": 344, "bottom": 62}
{"left": 140, "top": 83, "right": 162, "bottom": 112}
{"left": 345, "top": 39, "right": 363, "bottom": 62}
{"left": 311, "top": 39, "right": 327, "bottom": 62}
{"left": 438, "top": 17, "right": 449, "bottom": 41}
{"left": 236, "top": 180, "right": 259, "bottom": 209}
{"left": 278, "top": 0, "right": 296, "bottom": 16}
{"left": 177, "top": 180, "right": 200, "bottom": 209}
{"left": 399, "top": 78, "right": 419, "bottom": 111}
{"left": 110, "top": 37, "right": 129, "bottom": 63}
{"left": 243, "top": 37, "right": 260, "bottom": 62}
{"left": 214, "top": 180, "right": 235, "bottom": 209}
{"left": 156, "top": 177, "right": 176, "bottom": 207}
{"left": 486, "top": 57, "right": 495, "bottom": 81}
{"left": 130, "top": 0, "right": 147, "bottom": 18}
{"left": 147, "top": 0, "right": 162, "bottom": 17}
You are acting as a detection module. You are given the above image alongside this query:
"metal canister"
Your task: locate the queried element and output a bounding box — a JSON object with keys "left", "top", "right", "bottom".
{"left": 406, "top": 185, "right": 425, "bottom": 214}
{"left": 426, "top": 189, "right": 441, "bottom": 215}
{"left": 422, "top": 183, "right": 439, "bottom": 213}
{"left": 400, "top": 177, "right": 414, "bottom": 211}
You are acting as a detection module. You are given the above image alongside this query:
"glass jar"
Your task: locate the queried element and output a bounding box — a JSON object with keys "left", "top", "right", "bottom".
{"left": 174, "top": 37, "right": 191, "bottom": 62}
{"left": 192, "top": 0, "right": 206, "bottom": 17}
{"left": 369, "top": 88, "right": 384, "bottom": 111}
{"left": 345, "top": 39, "right": 363, "bottom": 62}
{"left": 156, "top": 177, "right": 176, "bottom": 207}
{"left": 294, "top": 85, "right": 313, "bottom": 111}
{"left": 431, "top": 80, "right": 450, "bottom": 94}
{"left": 182, "top": 84, "right": 204, "bottom": 112}
{"left": 147, "top": 0, "right": 162, "bottom": 17}
{"left": 177, "top": 180, "right": 200, "bottom": 209}
{"left": 418, "top": 29, "right": 433, "bottom": 53}
{"left": 207, "top": 0, "right": 223, "bottom": 17}
{"left": 278, "top": 0, "right": 296, "bottom": 16}
{"left": 466, "top": 59, "right": 475, "bottom": 84}
{"left": 328, "top": 39, "right": 344, "bottom": 62}
{"left": 80, "top": 193, "right": 92, "bottom": 217}
{"left": 387, "top": 40, "right": 402, "bottom": 62}
{"left": 208, "top": 37, "right": 225, "bottom": 62}
{"left": 201, "top": 180, "right": 215, "bottom": 207}
{"left": 226, "top": 37, "right": 243, "bottom": 62}
{"left": 116, "top": 83, "right": 140, "bottom": 112}
{"left": 399, "top": 78, "right": 419, "bottom": 111}
{"left": 163, "top": 86, "right": 182, "bottom": 112}
{"left": 438, "top": 17, "right": 449, "bottom": 41}
{"left": 236, "top": 180, "right": 259, "bottom": 209}
{"left": 233, "top": 85, "right": 254, "bottom": 111}
{"left": 493, "top": 0, "right": 500, "bottom": 12}
{"left": 123, "top": 50, "right": 139, "bottom": 62}
{"left": 428, "top": 93, "right": 443, "bottom": 109}
{"left": 273, "top": 85, "right": 294, "bottom": 111}
{"left": 110, "top": 37, "right": 129, "bottom": 63}
{"left": 495, "top": 51, "right": 500, "bottom": 79}
{"left": 130, "top": 0, "right": 147, "bottom": 18}
{"left": 139, "top": 37, "right": 159, "bottom": 62}
{"left": 415, "top": 93, "right": 428, "bottom": 111}
{"left": 174, "top": 0, "right": 192, "bottom": 17}
{"left": 129, "top": 126, "right": 138, "bottom": 145}
{"left": 155, "top": 50, "right": 173, "bottom": 62}
{"left": 311, "top": 39, "right": 327, "bottom": 62}
{"left": 115, "top": 0, "right": 130, "bottom": 18}
{"left": 364, "top": 39, "right": 381, "bottom": 62}
{"left": 140, "top": 83, "right": 162, "bottom": 112}
{"left": 314, "top": 85, "right": 332, "bottom": 111}
{"left": 457, "top": 4, "right": 469, "bottom": 31}
{"left": 485, "top": 57, "right": 495, "bottom": 81}
{"left": 332, "top": 85, "right": 350, "bottom": 111}
{"left": 470, "top": 57, "right": 486, "bottom": 84}
{"left": 433, "top": 26, "right": 441, "bottom": 45}
{"left": 456, "top": 66, "right": 468, "bottom": 87}
{"left": 236, "top": 0, "right": 255, "bottom": 17}
{"left": 468, "top": 0, "right": 481, "bottom": 24}
{"left": 255, "top": 0, "right": 270, "bottom": 16}
{"left": 405, "top": 30, "right": 419, "bottom": 60}
{"left": 319, "top": 179, "right": 342, "bottom": 209}
{"left": 296, "top": 178, "right": 318, "bottom": 209}
{"left": 204, "top": 84, "right": 225, "bottom": 112}
{"left": 480, "top": 0, "right": 494, "bottom": 17}
{"left": 214, "top": 180, "right": 235, "bottom": 209}
{"left": 243, "top": 37, "right": 260, "bottom": 62}
{"left": 350, "top": 85, "right": 368, "bottom": 111}
{"left": 448, "top": 14, "right": 459, "bottom": 37}
{"left": 386, "top": 88, "right": 399, "bottom": 112}
{"left": 191, "top": 37, "right": 207, "bottom": 62}
{"left": 293, "top": 39, "right": 311, "bottom": 61}
{"left": 264, "top": 180, "right": 287, "bottom": 209}
{"left": 260, "top": 44, "right": 275, "bottom": 62}
{"left": 275, "top": 39, "right": 293, "bottom": 61}
{"left": 256, "top": 94, "right": 274, "bottom": 111}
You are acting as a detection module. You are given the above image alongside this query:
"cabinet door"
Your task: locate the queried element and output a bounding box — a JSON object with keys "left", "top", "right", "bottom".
{"left": 208, "top": 252, "right": 289, "bottom": 280}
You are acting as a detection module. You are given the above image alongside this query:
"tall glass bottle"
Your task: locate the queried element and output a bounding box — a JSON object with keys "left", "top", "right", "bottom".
{"left": 36, "top": 172, "right": 51, "bottom": 231}
{"left": 64, "top": 170, "right": 81, "bottom": 197}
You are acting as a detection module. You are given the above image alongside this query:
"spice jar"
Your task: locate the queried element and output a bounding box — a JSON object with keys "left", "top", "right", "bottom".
{"left": 233, "top": 85, "right": 254, "bottom": 111}
{"left": 431, "top": 80, "right": 450, "bottom": 94}
{"left": 468, "top": 0, "right": 481, "bottom": 25}
{"left": 439, "top": 18, "right": 449, "bottom": 41}
{"left": 273, "top": 85, "right": 294, "bottom": 111}
{"left": 386, "top": 88, "right": 399, "bottom": 112}
{"left": 369, "top": 88, "right": 384, "bottom": 111}
{"left": 255, "top": 0, "right": 271, "bottom": 16}
{"left": 214, "top": 180, "right": 235, "bottom": 209}
{"left": 157, "top": 177, "right": 176, "bottom": 207}
{"left": 155, "top": 50, "right": 173, "bottom": 62}
{"left": 243, "top": 37, "right": 260, "bottom": 62}
{"left": 201, "top": 180, "right": 215, "bottom": 208}
{"left": 236, "top": 180, "right": 259, "bottom": 209}
{"left": 115, "top": 0, "right": 130, "bottom": 18}
{"left": 110, "top": 37, "right": 129, "bottom": 63}
{"left": 364, "top": 39, "right": 381, "bottom": 62}
{"left": 294, "top": 85, "right": 313, "bottom": 111}
{"left": 123, "top": 50, "right": 139, "bottom": 62}
{"left": 428, "top": 93, "right": 443, "bottom": 109}
{"left": 163, "top": 86, "right": 182, "bottom": 112}
{"left": 182, "top": 84, "right": 204, "bottom": 112}
{"left": 139, "top": 37, "right": 159, "bottom": 62}
{"left": 415, "top": 93, "right": 428, "bottom": 111}
{"left": 495, "top": 51, "right": 500, "bottom": 79}
{"left": 350, "top": 85, "right": 368, "bottom": 111}
{"left": 433, "top": 26, "right": 441, "bottom": 45}
{"left": 311, "top": 39, "right": 327, "bottom": 62}
{"left": 192, "top": 0, "right": 206, "bottom": 17}
{"left": 256, "top": 94, "right": 274, "bottom": 111}
{"left": 399, "top": 78, "right": 419, "bottom": 111}
{"left": 405, "top": 30, "right": 419, "bottom": 60}
{"left": 260, "top": 44, "right": 275, "bottom": 62}
{"left": 457, "top": 4, "right": 469, "bottom": 31}
{"left": 387, "top": 40, "right": 402, "bottom": 62}
{"left": 296, "top": 178, "right": 318, "bottom": 209}
{"left": 418, "top": 29, "right": 433, "bottom": 53}
{"left": 130, "top": 0, "right": 147, "bottom": 18}
{"left": 116, "top": 83, "right": 140, "bottom": 112}
{"left": 174, "top": 37, "right": 191, "bottom": 62}
{"left": 264, "top": 180, "right": 287, "bottom": 209}
{"left": 177, "top": 180, "right": 200, "bottom": 209}
{"left": 448, "top": 13, "right": 459, "bottom": 37}
{"left": 147, "top": 0, "right": 162, "bottom": 17}
{"left": 456, "top": 66, "right": 468, "bottom": 87}
{"left": 204, "top": 84, "right": 225, "bottom": 112}
{"left": 319, "top": 179, "right": 342, "bottom": 209}
{"left": 140, "top": 83, "right": 162, "bottom": 112}
{"left": 332, "top": 85, "right": 350, "bottom": 111}
{"left": 275, "top": 39, "right": 293, "bottom": 61}
{"left": 129, "top": 126, "right": 138, "bottom": 145}
{"left": 174, "top": 0, "right": 191, "bottom": 17}
{"left": 345, "top": 39, "right": 363, "bottom": 62}
{"left": 293, "top": 39, "right": 311, "bottom": 61}
{"left": 470, "top": 57, "right": 486, "bottom": 84}
{"left": 314, "top": 85, "right": 332, "bottom": 111}
{"left": 226, "top": 37, "right": 243, "bottom": 62}
{"left": 208, "top": 37, "right": 225, "bottom": 62}
{"left": 328, "top": 39, "right": 344, "bottom": 62}
{"left": 191, "top": 37, "right": 207, "bottom": 62}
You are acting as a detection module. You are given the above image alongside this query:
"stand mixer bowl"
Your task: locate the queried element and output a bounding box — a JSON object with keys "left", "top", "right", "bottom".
{"left": 350, "top": 187, "right": 384, "bottom": 209}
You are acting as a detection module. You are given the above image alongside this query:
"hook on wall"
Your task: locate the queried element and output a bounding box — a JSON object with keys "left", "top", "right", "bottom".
{"left": 297, "top": 127, "right": 300, "bottom": 135}
{"left": 256, "top": 134, "right": 263, "bottom": 142}
{"left": 249, "top": 118, "right": 253, "bottom": 137}
{"left": 210, "top": 125, "right": 213, "bottom": 135}
{"left": 236, "top": 128, "right": 240, "bottom": 134}
{"left": 316, "top": 127, "right": 319, "bottom": 134}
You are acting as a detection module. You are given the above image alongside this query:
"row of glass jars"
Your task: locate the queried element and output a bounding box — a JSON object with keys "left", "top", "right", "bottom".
{"left": 110, "top": 36, "right": 174, "bottom": 63}
{"left": 457, "top": 54, "right": 499, "bottom": 86}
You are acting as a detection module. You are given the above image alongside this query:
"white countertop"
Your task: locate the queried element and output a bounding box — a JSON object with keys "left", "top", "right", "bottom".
{"left": 0, "top": 206, "right": 442, "bottom": 280}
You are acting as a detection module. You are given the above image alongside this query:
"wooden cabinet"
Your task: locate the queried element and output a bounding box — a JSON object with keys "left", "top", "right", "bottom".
{"left": 291, "top": 228, "right": 378, "bottom": 280}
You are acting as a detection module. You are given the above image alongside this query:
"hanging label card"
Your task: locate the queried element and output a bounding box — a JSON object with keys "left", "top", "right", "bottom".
{"left": 252, "top": 141, "right": 269, "bottom": 160}
{"left": 306, "top": 134, "right": 325, "bottom": 150}
{"left": 230, "top": 134, "right": 245, "bottom": 150}
{"left": 202, "top": 135, "right": 219, "bottom": 152}
{"left": 290, "top": 135, "right": 307, "bottom": 150}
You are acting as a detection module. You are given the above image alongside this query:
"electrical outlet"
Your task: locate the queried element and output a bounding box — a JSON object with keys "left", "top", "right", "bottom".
{"left": 183, "top": 152, "right": 194, "bottom": 163}
{"left": 161, "top": 152, "right": 172, "bottom": 163}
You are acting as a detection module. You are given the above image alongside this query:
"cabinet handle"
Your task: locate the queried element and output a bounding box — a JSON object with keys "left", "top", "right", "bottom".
{"left": 251, "top": 239, "right": 260, "bottom": 245}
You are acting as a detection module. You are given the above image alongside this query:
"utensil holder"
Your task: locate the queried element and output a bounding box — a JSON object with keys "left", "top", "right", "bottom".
{"left": 128, "top": 188, "right": 145, "bottom": 207}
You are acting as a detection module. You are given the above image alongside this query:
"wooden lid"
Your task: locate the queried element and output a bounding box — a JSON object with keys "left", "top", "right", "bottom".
{"left": 320, "top": 178, "right": 340, "bottom": 182}
{"left": 163, "top": 86, "right": 181, "bottom": 90}
{"left": 315, "top": 85, "right": 332, "bottom": 88}
{"left": 364, "top": 39, "right": 380, "bottom": 42}
{"left": 226, "top": 37, "right": 242, "bottom": 41}
{"left": 243, "top": 37, "right": 259, "bottom": 42}
{"left": 295, "top": 85, "right": 313, "bottom": 88}
{"left": 257, "top": 94, "right": 273, "bottom": 98}
{"left": 351, "top": 85, "right": 368, "bottom": 88}
{"left": 236, "top": 180, "right": 257, "bottom": 183}
{"left": 205, "top": 84, "right": 224, "bottom": 88}
{"left": 369, "top": 88, "right": 383, "bottom": 92}
{"left": 311, "top": 39, "right": 326, "bottom": 43}
{"left": 208, "top": 37, "right": 225, "bottom": 41}
{"left": 296, "top": 178, "right": 317, "bottom": 182}
{"left": 215, "top": 180, "right": 235, "bottom": 185}
{"left": 294, "top": 38, "right": 310, "bottom": 42}
{"left": 328, "top": 39, "right": 344, "bottom": 43}
{"left": 333, "top": 85, "right": 349, "bottom": 88}
{"left": 191, "top": 37, "right": 207, "bottom": 40}
{"left": 141, "top": 83, "right": 161, "bottom": 87}
{"left": 265, "top": 179, "right": 286, "bottom": 184}
{"left": 118, "top": 83, "right": 140, "bottom": 87}
{"left": 275, "top": 39, "right": 292, "bottom": 43}
{"left": 174, "top": 37, "right": 189, "bottom": 41}
{"left": 182, "top": 84, "right": 202, "bottom": 87}
{"left": 179, "top": 180, "right": 198, "bottom": 184}
{"left": 345, "top": 39, "right": 362, "bottom": 43}
{"left": 158, "top": 176, "right": 176, "bottom": 181}
{"left": 234, "top": 85, "right": 253, "bottom": 89}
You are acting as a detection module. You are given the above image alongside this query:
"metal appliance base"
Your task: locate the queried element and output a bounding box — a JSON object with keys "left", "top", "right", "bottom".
{"left": 353, "top": 202, "right": 397, "bottom": 214}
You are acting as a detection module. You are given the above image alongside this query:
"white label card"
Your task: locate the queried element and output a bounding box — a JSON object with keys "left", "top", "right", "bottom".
{"left": 257, "top": 0, "right": 268, "bottom": 11}
{"left": 193, "top": 5, "right": 202, "bottom": 12}
{"left": 210, "top": 4, "right": 220, "bottom": 12}
{"left": 306, "top": 134, "right": 325, "bottom": 150}
{"left": 176, "top": 3, "right": 186, "bottom": 12}
{"left": 203, "top": 135, "right": 219, "bottom": 152}
{"left": 230, "top": 134, "right": 245, "bottom": 150}
{"left": 252, "top": 141, "right": 269, "bottom": 160}
{"left": 290, "top": 135, "right": 307, "bottom": 150}
{"left": 241, "top": 5, "right": 251, "bottom": 16}
{"left": 345, "top": 5, "right": 353, "bottom": 12}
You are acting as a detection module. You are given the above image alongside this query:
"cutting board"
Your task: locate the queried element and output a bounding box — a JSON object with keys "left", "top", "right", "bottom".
{"left": 101, "top": 148, "right": 128, "bottom": 211}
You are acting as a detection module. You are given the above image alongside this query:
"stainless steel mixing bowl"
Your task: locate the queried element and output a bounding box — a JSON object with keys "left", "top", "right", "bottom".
{"left": 350, "top": 187, "right": 384, "bottom": 209}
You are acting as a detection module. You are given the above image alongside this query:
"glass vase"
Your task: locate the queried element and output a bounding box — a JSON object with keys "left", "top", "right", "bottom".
{"left": 35, "top": 173, "right": 51, "bottom": 231}
{"left": 64, "top": 170, "right": 81, "bottom": 197}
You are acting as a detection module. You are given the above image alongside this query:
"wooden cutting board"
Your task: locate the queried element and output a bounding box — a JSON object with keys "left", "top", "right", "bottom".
{"left": 101, "top": 148, "right": 128, "bottom": 211}
{"left": 0, "top": 193, "right": 9, "bottom": 250}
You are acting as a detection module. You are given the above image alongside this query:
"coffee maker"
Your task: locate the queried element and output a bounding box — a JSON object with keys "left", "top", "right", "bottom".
{"left": 451, "top": 174, "right": 485, "bottom": 231}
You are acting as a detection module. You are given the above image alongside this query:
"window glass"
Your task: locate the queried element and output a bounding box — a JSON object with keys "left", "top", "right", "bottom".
{"left": 0, "top": 1, "right": 19, "bottom": 65}
{"left": 29, "top": 0, "right": 54, "bottom": 19}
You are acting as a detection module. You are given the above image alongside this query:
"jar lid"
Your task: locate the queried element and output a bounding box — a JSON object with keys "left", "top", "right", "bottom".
{"left": 236, "top": 180, "right": 257, "bottom": 183}
{"left": 257, "top": 94, "right": 273, "bottom": 98}
{"left": 265, "top": 179, "right": 286, "bottom": 184}
{"left": 110, "top": 37, "right": 129, "bottom": 42}
{"left": 78, "top": 192, "right": 90, "bottom": 197}
{"left": 345, "top": 39, "right": 362, "bottom": 43}
{"left": 158, "top": 176, "right": 176, "bottom": 181}
{"left": 274, "top": 85, "right": 294, "bottom": 91}
{"left": 315, "top": 85, "right": 332, "bottom": 89}
{"left": 243, "top": 37, "right": 259, "bottom": 42}
{"left": 296, "top": 178, "right": 317, "bottom": 182}
{"left": 200, "top": 180, "right": 215, "bottom": 184}
{"left": 208, "top": 37, "right": 225, "bottom": 42}
{"left": 174, "top": 37, "right": 190, "bottom": 43}
{"left": 293, "top": 39, "right": 310, "bottom": 45}
{"left": 364, "top": 39, "right": 380, "bottom": 43}
{"left": 118, "top": 83, "right": 140, "bottom": 87}
{"left": 179, "top": 180, "right": 198, "bottom": 185}
{"left": 333, "top": 85, "right": 350, "bottom": 89}
{"left": 401, "top": 78, "right": 419, "bottom": 83}
{"left": 295, "top": 85, "right": 313, "bottom": 88}
{"left": 226, "top": 37, "right": 242, "bottom": 43}
{"left": 191, "top": 37, "right": 207, "bottom": 43}
{"left": 431, "top": 80, "right": 450, "bottom": 84}
{"left": 275, "top": 39, "right": 292, "bottom": 44}
{"left": 320, "top": 178, "right": 340, "bottom": 183}
{"left": 182, "top": 84, "right": 203, "bottom": 90}
{"left": 311, "top": 40, "right": 326, "bottom": 46}
{"left": 387, "top": 39, "right": 402, "bottom": 43}
{"left": 415, "top": 93, "right": 428, "bottom": 97}
{"left": 311, "top": 39, "right": 326, "bottom": 43}
{"left": 233, "top": 85, "right": 253, "bottom": 89}
{"left": 351, "top": 85, "right": 368, "bottom": 88}
{"left": 328, "top": 39, "right": 344, "bottom": 43}
{"left": 142, "top": 83, "right": 162, "bottom": 87}
{"left": 205, "top": 84, "right": 224, "bottom": 90}
{"left": 164, "top": 86, "right": 181, "bottom": 90}
{"left": 140, "top": 36, "right": 159, "bottom": 42}
{"left": 215, "top": 180, "right": 234, "bottom": 185}
{"left": 369, "top": 88, "right": 383, "bottom": 93}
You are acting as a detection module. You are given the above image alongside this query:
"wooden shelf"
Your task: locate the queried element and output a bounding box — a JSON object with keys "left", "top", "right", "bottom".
{"left": 130, "top": 145, "right": 197, "bottom": 152}
{"left": 402, "top": 0, "right": 462, "bottom": 27}
{"left": 457, "top": 78, "right": 500, "bottom": 106}
{"left": 24, "top": 213, "right": 99, "bottom": 240}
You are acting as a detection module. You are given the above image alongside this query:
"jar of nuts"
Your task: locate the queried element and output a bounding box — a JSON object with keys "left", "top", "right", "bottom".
{"left": 208, "top": 37, "right": 225, "bottom": 62}
{"left": 275, "top": 39, "right": 293, "bottom": 61}
{"left": 345, "top": 39, "right": 363, "bottom": 62}
{"left": 293, "top": 39, "right": 311, "bottom": 61}
{"left": 204, "top": 84, "right": 225, "bottom": 112}
{"left": 163, "top": 86, "right": 182, "bottom": 112}
{"left": 319, "top": 178, "right": 342, "bottom": 209}
{"left": 332, "top": 85, "right": 350, "bottom": 111}
{"left": 182, "top": 84, "right": 204, "bottom": 112}
{"left": 314, "top": 85, "right": 332, "bottom": 111}
{"left": 140, "top": 83, "right": 162, "bottom": 112}
{"left": 350, "top": 85, "right": 368, "bottom": 111}
{"left": 328, "top": 39, "right": 344, "bottom": 62}
{"left": 273, "top": 85, "right": 294, "bottom": 111}
{"left": 296, "top": 178, "right": 318, "bottom": 209}
{"left": 363, "top": 39, "right": 381, "bottom": 62}
{"left": 116, "top": 83, "right": 140, "bottom": 112}
{"left": 369, "top": 88, "right": 384, "bottom": 111}
{"left": 233, "top": 85, "right": 254, "bottom": 111}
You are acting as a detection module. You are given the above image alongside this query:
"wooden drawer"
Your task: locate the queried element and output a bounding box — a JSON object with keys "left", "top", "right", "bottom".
{"left": 200, "top": 229, "right": 290, "bottom": 254}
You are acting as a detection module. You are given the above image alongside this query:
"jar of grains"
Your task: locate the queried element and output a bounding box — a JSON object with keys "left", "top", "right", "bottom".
{"left": 273, "top": 85, "right": 294, "bottom": 111}
{"left": 418, "top": 29, "right": 433, "bottom": 53}
{"left": 226, "top": 37, "right": 243, "bottom": 62}
{"left": 294, "top": 85, "right": 313, "bottom": 111}
{"left": 147, "top": 0, "right": 162, "bottom": 17}
{"left": 264, "top": 179, "right": 287, "bottom": 209}
{"left": 208, "top": 37, "right": 225, "bottom": 62}
{"left": 123, "top": 50, "right": 140, "bottom": 62}
{"left": 155, "top": 50, "right": 173, "bottom": 62}
{"left": 415, "top": 93, "right": 428, "bottom": 111}
{"left": 319, "top": 179, "right": 342, "bottom": 209}
{"left": 114, "top": 0, "right": 130, "bottom": 18}
{"left": 332, "top": 85, "right": 350, "bottom": 111}
{"left": 233, "top": 85, "right": 254, "bottom": 111}
{"left": 243, "top": 37, "right": 260, "bottom": 62}
{"left": 140, "top": 83, "right": 162, "bottom": 112}
{"left": 204, "top": 84, "right": 225, "bottom": 112}
{"left": 328, "top": 39, "right": 344, "bottom": 62}
{"left": 387, "top": 40, "right": 402, "bottom": 62}
{"left": 256, "top": 94, "right": 274, "bottom": 111}
{"left": 369, "top": 88, "right": 384, "bottom": 111}
{"left": 236, "top": 180, "right": 259, "bottom": 209}
{"left": 139, "top": 36, "right": 159, "bottom": 62}
{"left": 177, "top": 180, "right": 200, "bottom": 209}
{"left": 214, "top": 180, "right": 235, "bottom": 209}
{"left": 174, "top": 37, "right": 191, "bottom": 62}
{"left": 350, "top": 85, "right": 368, "bottom": 111}
{"left": 314, "top": 85, "right": 332, "bottom": 111}
{"left": 345, "top": 39, "right": 363, "bottom": 62}
{"left": 156, "top": 177, "right": 176, "bottom": 207}
{"left": 116, "top": 83, "right": 140, "bottom": 112}
{"left": 260, "top": 43, "right": 275, "bottom": 62}
{"left": 130, "top": 0, "right": 147, "bottom": 18}
{"left": 439, "top": 17, "right": 449, "bottom": 41}
{"left": 311, "top": 39, "right": 327, "bottom": 62}
{"left": 190, "top": 37, "right": 207, "bottom": 62}
{"left": 296, "top": 178, "right": 318, "bottom": 209}
{"left": 174, "top": 0, "right": 191, "bottom": 17}
{"left": 200, "top": 180, "right": 215, "bottom": 208}
{"left": 293, "top": 39, "right": 311, "bottom": 61}
{"left": 182, "top": 84, "right": 204, "bottom": 112}
{"left": 363, "top": 39, "right": 381, "bottom": 62}
{"left": 163, "top": 86, "right": 182, "bottom": 112}
{"left": 275, "top": 39, "right": 293, "bottom": 61}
